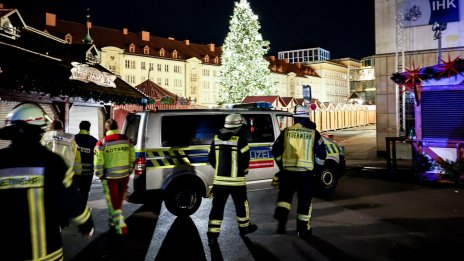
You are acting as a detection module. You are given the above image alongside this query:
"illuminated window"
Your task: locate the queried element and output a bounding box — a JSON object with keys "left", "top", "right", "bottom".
{"left": 160, "top": 48, "right": 165, "bottom": 56}
{"left": 172, "top": 50, "right": 178, "bottom": 58}
{"left": 204, "top": 55, "right": 209, "bottom": 63}
{"left": 214, "top": 56, "right": 219, "bottom": 64}
{"left": 144, "top": 46, "right": 150, "bottom": 55}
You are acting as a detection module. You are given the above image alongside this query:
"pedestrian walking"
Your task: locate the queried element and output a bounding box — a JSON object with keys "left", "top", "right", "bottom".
{"left": 41, "top": 119, "right": 82, "bottom": 188}
{"left": 94, "top": 119, "right": 135, "bottom": 236}
{"left": 207, "top": 113, "right": 257, "bottom": 246}
{"left": 74, "top": 120, "right": 98, "bottom": 206}
{"left": 0, "top": 102, "right": 94, "bottom": 261}
{"left": 272, "top": 105, "right": 327, "bottom": 239}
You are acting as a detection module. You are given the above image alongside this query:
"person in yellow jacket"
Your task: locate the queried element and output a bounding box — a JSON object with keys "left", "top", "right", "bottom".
{"left": 94, "top": 119, "right": 135, "bottom": 236}
{"left": 41, "top": 119, "right": 82, "bottom": 188}
{"left": 272, "top": 105, "right": 326, "bottom": 240}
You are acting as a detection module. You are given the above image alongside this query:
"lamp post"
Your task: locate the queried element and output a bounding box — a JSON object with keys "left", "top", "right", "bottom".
{"left": 432, "top": 21, "right": 447, "bottom": 64}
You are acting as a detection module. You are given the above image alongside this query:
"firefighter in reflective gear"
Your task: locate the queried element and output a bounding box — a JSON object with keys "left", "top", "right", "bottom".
{"left": 94, "top": 119, "right": 135, "bottom": 236}
{"left": 207, "top": 113, "right": 257, "bottom": 246}
{"left": 0, "top": 103, "right": 94, "bottom": 261}
{"left": 41, "top": 119, "right": 82, "bottom": 188}
{"left": 74, "top": 121, "right": 98, "bottom": 206}
{"left": 272, "top": 105, "right": 326, "bottom": 239}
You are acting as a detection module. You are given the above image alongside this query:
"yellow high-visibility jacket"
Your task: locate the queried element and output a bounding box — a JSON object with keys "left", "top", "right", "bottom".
{"left": 94, "top": 129, "right": 135, "bottom": 179}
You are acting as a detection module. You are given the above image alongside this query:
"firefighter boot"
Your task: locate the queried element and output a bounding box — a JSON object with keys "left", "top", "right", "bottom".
{"left": 239, "top": 224, "right": 258, "bottom": 236}
{"left": 298, "top": 229, "right": 313, "bottom": 241}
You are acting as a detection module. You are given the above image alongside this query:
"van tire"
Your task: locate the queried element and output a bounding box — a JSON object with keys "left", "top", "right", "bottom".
{"left": 164, "top": 179, "right": 203, "bottom": 216}
{"left": 316, "top": 162, "right": 339, "bottom": 197}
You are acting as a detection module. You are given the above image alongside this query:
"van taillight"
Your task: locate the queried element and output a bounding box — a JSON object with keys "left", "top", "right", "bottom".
{"left": 134, "top": 157, "right": 146, "bottom": 175}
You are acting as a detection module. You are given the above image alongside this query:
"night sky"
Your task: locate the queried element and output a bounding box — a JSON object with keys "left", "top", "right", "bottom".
{"left": 3, "top": 0, "right": 375, "bottom": 60}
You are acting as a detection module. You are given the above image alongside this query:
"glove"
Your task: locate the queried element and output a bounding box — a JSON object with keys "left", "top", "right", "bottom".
{"left": 271, "top": 175, "right": 280, "bottom": 189}
{"left": 78, "top": 216, "right": 95, "bottom": 239}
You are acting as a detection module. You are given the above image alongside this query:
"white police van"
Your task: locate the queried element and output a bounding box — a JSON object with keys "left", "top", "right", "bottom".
{"left": 122, "top": 104, "right": 345, "bottom": 216}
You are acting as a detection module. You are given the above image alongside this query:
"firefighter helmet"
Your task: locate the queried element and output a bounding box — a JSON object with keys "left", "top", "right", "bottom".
{"left": 224, "top": 113, "right": 244, "bottom": 128}
{"left": 5, "top": 102, "right": 48, "bottom": 127}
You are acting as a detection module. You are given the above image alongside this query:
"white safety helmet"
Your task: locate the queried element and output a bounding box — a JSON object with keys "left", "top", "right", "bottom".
{"left": 293, "top": 105, "right": 309, "bottom": 117}
{"left": 224, "top": 113, "right": 244, "bottom": 128}
{"left": 5, "top": 103, "right": 48, "bottom": 127}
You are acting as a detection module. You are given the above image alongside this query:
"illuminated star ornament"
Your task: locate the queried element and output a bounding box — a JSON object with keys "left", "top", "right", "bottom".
{"left": 438, "top": 54, "right": 461, "bottom": 78}
{"left": 403, "top": 63, "right": 423, "bottom": 104}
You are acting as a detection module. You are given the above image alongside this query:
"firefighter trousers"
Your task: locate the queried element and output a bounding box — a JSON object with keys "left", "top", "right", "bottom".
{"left": 274, "top": 170, "right": 315, "bottom": 232}
{"left": 208, "top": 185, "right": 251, "bottom": 237}
{"left": 102, "top": 176, "right": 129, "bottom": 235}
{"left": 74, "top": 174, "right": 93, "bottom": 208}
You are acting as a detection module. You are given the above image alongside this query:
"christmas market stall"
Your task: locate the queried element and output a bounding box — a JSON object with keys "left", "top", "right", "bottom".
{"left": 0, "top": 8, "right": 147, "bottom": 143}
{"left": 391, "top": 56, "right": 464, "bottom": 183}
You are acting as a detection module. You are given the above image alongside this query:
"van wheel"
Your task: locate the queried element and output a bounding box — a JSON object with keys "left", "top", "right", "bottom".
{"left": 316, "top": 163, "right": 338, "bottom": 197}
{"left": 164, "top": 180, "right": 203, "bottom": 216}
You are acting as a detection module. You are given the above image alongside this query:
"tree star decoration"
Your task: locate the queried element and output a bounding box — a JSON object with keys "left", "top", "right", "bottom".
{"left": 439, "top": 54, "right": 461, "bottom": 78}
{"left": 403, "top": 63, "right": 423, "bottom": 104}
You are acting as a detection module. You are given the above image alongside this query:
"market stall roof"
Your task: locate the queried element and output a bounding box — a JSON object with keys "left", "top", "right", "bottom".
{"left": 135, "top": 79, "right": 178, "bottom": 99}
{"left": 391, "top": 58, "right": 464, "bottom": 86}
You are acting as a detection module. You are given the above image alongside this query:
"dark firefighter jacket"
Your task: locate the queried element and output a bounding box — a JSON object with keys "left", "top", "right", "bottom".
{"left": 208, "top": 128, "right": 250, "bottom": 186}
{"left": 0, "top": 142, "right": 92, "bottom": 261}
{"left": 75, "top": 130, "right": 98, "bottom": 176}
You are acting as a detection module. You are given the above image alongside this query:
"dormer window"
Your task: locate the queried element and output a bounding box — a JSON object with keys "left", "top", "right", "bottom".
{"left": 278, "top": 66, "right": 283, "bottom": 72}
{"left": 204, "top": 55, "right": 209, "bottom": 63}
{"left": 160, "top": 48, "right": 165, "bottom": 56}
{"left": 64, "top": 33, "right": 72, "bottom": 44}
{"left": 214, "top": 56, "right": 219, "bottom": 64}
{"left": 143, "top": 45, "right": 150, "bottom": 55}
{"left": 172, "top": 50, "right": 178, "bottom": 58}
{"left": 272, "top": 65, "right": 276, "bottom": 71}
{"left": 129, "top": 43, "right": 135, "bottom": 53}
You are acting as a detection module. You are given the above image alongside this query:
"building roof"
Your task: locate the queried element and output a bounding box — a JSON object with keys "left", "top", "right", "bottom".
{"left": 266, "top": 56, "right": 319, "bottom": 77}
{"left": 135, "top": 79, "right": 178, "bottom": 99}
{"left": 241, "top": 95, "right": 286, "bottom": 107}
{"left": 20, "top": 12, "right": 222, "bottom": 65}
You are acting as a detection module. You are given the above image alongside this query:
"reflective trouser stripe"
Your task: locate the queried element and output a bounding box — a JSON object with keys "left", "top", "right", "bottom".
{"left": 63, "top": 167, "right": 74, "bottom": 188}
{"left": 72, "top": 207, "right": 91, "bottom": 225}
{"left": 208, "top": 219, "right": 222, "bottom": 234}
{"left": 237, "top": 200, "right": 250, "bottom": 227}
{"left": 277, "top": 201, "right": 291, "bottom": 210}
{"left": 297, "top": 199, "right": 313, "bottom": 231}
{"left": 28, "top": 188, "right": 46, "bottom": 259}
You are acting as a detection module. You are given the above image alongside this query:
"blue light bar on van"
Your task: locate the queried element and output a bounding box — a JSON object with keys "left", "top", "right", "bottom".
{"left": 231, "top": 102, "right": 274, "bottom": 109}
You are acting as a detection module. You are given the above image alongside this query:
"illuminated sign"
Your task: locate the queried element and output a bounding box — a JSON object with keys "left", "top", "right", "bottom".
{"left": 401, "top": 0, "right": 459, "bottom": 27}
{"left": 69, "top": 62, "right": 116, "bottom": 88}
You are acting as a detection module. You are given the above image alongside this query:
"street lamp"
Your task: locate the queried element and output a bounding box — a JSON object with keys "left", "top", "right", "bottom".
{"left": 432, "top": 21, "right": 447, "bottom": 64}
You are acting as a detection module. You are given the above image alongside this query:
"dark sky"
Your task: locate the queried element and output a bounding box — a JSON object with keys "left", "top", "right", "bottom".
{"left": 3, "top": 0, "right": 375, "bottom": 60}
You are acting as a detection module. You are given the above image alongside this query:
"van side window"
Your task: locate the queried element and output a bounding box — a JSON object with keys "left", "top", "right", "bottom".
{"left": 243, "top": 114, "right": 274, "bottom": 143}
{"left": 161, "top": 115, "right": 224, "bottom": 147}
{"left": 124, "top": 114, "right": 141, "bottom": 145}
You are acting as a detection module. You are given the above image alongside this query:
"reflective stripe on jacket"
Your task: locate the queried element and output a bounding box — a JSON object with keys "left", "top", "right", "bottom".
{"left": 0, "top": 144, "right": 91, "bottom": 261}
{"left": 94, "top": 129, "right": 135, "bottom": 179}
{"left": 208, "top": 133, "right": 250, "bottom": 186}
{"left": 75, "top": 130, "right": 98, "bottom": 176}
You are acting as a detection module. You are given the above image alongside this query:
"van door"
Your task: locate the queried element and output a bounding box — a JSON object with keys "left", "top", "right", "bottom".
{"left": 242, "top": 113, "right": 279, "bottom": 181}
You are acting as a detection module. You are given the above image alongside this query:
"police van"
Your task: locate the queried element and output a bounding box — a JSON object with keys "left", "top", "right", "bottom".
{"left": 122, "top": 104, "right": 345, "bottom": 216}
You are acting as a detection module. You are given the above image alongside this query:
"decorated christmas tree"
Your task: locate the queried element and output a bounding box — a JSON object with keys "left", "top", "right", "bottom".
{"left": 219, "top": 0, "right": 276, "bottom": 104}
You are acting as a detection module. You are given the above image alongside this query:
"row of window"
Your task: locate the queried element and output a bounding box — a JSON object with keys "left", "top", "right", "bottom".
{"left": 125, "top": 60, "right": 183, "bottom": 74}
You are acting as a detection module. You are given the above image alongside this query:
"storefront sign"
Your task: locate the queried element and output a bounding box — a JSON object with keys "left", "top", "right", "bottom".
{"left": 69, "top": 62, "right": 116, "bottom": 88}
{"left": 401, "top": 0, "right": 459, "bottom": 27}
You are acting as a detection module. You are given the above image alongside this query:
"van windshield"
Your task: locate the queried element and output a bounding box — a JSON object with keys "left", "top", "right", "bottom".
{"left": 124, "top": 114, "right": 141, "bottom": 145}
